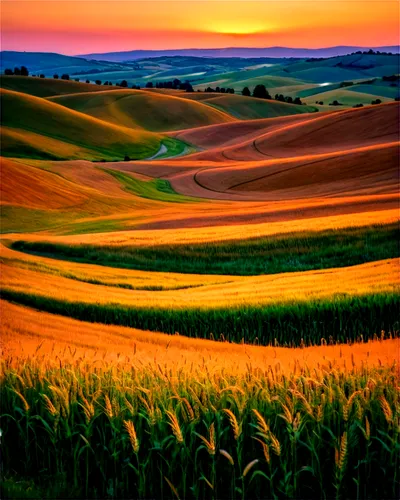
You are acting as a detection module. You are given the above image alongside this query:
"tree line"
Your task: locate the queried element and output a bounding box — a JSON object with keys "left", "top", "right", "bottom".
{"left": 3, "top": 66, "right": 29, "bottom": 76}
{"left": 241, "top": 85, "right": 303, "bottom": 104}
{"left": 144, "top": 79, "right": 194, "bottom": 92}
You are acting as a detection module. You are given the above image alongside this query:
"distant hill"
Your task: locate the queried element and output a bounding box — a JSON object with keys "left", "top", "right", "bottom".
{"left": 79, "top": 46, "right": 400, "bottom": 62}
{"left": 0, "top": 51, "right": 135, "bottom": 76}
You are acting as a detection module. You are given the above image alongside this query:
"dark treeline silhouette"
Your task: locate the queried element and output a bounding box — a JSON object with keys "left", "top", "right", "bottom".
{"left": 241, "top": 84, "right": 304, "bottom": 105}
{"left": 274, "top": 93, "right": 303, "bottom": 105}
{"left": 144, "top": 79, "right": 193, "bottom": 92}
{"left": 306, "top": 49, "right": 395, "bottom": 62}
{"left": 204, "top": 86, "right": 235, "bottom": 94}
{"left": 3, "top": 66, "right": 29, "bottom": 76}
{"left": 382, "top": 74, "right": 400, "bottom": 82}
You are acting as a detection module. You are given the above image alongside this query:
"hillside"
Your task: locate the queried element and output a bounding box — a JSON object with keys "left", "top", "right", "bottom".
{"left": 0, "top": 88, "right": 181, "bottom": 160}
{"left": 2, "top": 52, "right": 397, "bottom": 109}
{"left": 183, "top": 93, "right": 317, "bottom": 119}
{"left": 78, "top": 46, "right": 399, "bottom": 61}
{"left": 48, "top": 89, "right": 236, "bottom": 132}
{"left": 0, "top": 51, "right": 133, "bottom": 76}
{"left": 188, "top": 102, "right": 399, "bottom": 162}
{"left": 0, "top": 75, "right": 115, "bottom": 97}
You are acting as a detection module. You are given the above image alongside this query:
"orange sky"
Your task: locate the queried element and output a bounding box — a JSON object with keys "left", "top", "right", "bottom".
{"left": 1, "top": 1, "right": 399, "bottom": 55}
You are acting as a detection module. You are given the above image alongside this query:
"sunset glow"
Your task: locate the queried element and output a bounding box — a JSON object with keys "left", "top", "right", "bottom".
{"left": 1, "top": 0, "right": 398, "bottom": 55}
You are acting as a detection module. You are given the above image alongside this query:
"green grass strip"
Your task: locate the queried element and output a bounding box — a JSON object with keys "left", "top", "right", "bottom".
{"left": 103, "top": 168, "right": 202, "bottom": 203}
{"left": 12, "top": 222, "right": 400, "bottom": 276}
{"left": 2, "top": 289, "right": 398, "bottom": 346}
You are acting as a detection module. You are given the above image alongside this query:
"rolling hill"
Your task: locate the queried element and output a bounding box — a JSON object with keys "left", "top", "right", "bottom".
{"left": 0, "top": 75, "right": 115, "bottom": 97}
{"left": 0, "top": 88, "right": 182, "bottom": 160}
{"left": 182, "top": 93, "right": 317, "bottom": 119}
{"left": 0, "top": 51, "right": 134, "bottom": 76}
{"left": 47, "top": 89, "right": 236, "bottom": 132}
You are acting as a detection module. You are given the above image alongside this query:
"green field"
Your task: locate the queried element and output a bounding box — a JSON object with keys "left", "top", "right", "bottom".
{"left": 2, "top": 288, "right": 399, "bottom": 345}
{"left": 12, "top": 223, "right": 399, "bottom": 275}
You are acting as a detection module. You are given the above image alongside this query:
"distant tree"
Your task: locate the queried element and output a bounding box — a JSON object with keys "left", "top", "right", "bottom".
{"left": 53, "top": 74, "right": 59, "bottom": 79}
{"left": 253, "top": 84, "right": 271, "bottom": 99}
{"left": 95, "top": 80, "right": 102, "bottom": 85}
{"left": 39, "top": 74, "right": 45, "bottom": 78}
{"left": 86, "top": 79, "right": 90, "bottom": 83}
{"left": 353, "top": 103, "right": 364, "bottom": 108}
{"left": 178, "top": 81, "right": 193, "bottom": 92}
{"left": 340, "top": 81, "right": 354, "bottom": 88}
{"left": 275, "top": 94, "right": 285, "bottom": 102}
{"left": 285, "top": 96, "right": 293, "bottom": 104}
{"left": 124, "top": 155, "right": 131, "bottom": 161}
{"left": 293, "top": 97, "right": 302, "bottom": 105}
{"left": 205, "top": 86, "right": 214, "bottom": 92}
{"left": 103, "top": 81, "right": 109, "bottom": 85}
{"left": 329, "top": 100, "right": 342, "bottom": 106}
{"left": 75, "top": 78, "right": 79, "bottom": 82}
{"left": 220, "top": 87, "right": 226, "bottom": 93}
{"left": 145, "top": 81, "right": 153, "bottom": 88}
{"left": 20, "top": 66, "right": 29, "bottom": 76}
{"left": 371, "top": 99, "right": 382, "bottom": 105}
{"left": 395, "top": 97, "right": 400, "bottom": 101}
{"left": 14, "top": 67, "right": 21, "bottom": 75}
{"left": 4, "top": 68, "right": 13, "bottom": 75}
{"left": 120, "top": 80, "right": 128, "bottom": 88}
{"left": 172, "top": 78, "right": 181, "bottom": 89}
{"left": 61, "top": 74, "right": 70, "bottom": 80}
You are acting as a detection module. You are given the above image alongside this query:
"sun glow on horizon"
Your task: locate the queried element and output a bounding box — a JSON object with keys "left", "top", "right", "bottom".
{"left": 207, "top": 21, "right": 272, "bottom": 36}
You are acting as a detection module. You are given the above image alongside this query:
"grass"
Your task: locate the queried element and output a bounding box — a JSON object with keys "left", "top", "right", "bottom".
{"left": 12, "top": 223, "right": 399, "bottom": 275}
{"left": 0, "top": 88, "right": 184, "bottom": 160}
{"left": 186, "top": 93, "right": 317, "bottom": 119}
{"left": 103, "top": 168, "right": 202, "bottom": 203}
{"left": 0, "top": 256, "right": 206, "bottom": 291}
{"left": 0, "top": 206, "right": 72, "bottom": 233}
{"left": 0, "top": 351, "right": 398, "bottom": 499}
{"left": 2, "top": 289, "right": 399, "bottom": 346}
{"left": 48, "top": 89, "right": 235, "bottom": 132}
{"left": 0, "top": 75, "right": 115, "bottom": 97}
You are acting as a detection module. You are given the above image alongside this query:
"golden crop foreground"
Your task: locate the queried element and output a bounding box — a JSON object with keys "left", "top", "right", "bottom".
{"left": 1, "top": 328, "right": 398, "bottom": 499}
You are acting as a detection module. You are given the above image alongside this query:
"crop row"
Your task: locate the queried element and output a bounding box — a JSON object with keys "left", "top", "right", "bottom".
{"left": 2, "top": 290, "right": 399, "bottom": 346}
{"left": 1, "top": 357, "right": 398, "bottom": 500}
{"left": 11, "top": 222, "right": 399, "bottom": 275}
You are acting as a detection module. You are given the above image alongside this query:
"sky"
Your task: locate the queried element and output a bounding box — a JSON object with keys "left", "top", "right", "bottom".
{"left": 1, "top": 0, "right": 399, "bottom": 55}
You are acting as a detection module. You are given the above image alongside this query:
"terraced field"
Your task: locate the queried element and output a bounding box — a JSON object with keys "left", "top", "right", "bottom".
{"left": 1, "top": 75, "right": 399, "bottom": 499}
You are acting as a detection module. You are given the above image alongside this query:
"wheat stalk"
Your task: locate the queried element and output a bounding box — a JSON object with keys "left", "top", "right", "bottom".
{"left": 166, "top": 410, "right": 184, "bottom": 444}
{"left": 223, "top": 409, "right": 241, "bottom": 440}
{"left": 124, "top": 420, "right": 139, "bottom": 453}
